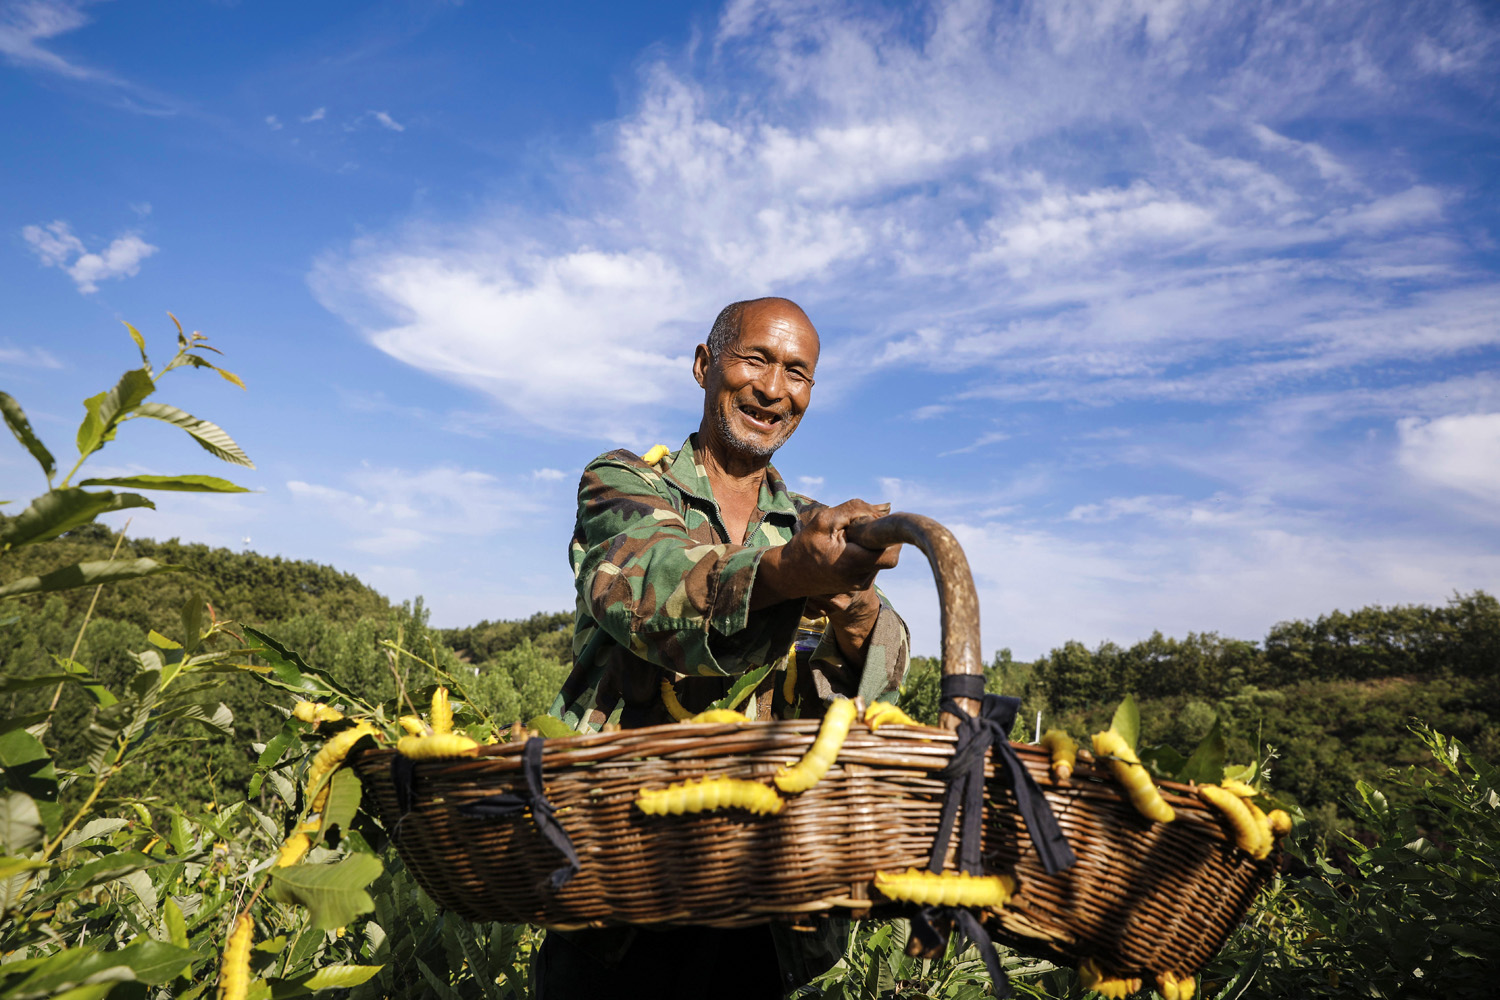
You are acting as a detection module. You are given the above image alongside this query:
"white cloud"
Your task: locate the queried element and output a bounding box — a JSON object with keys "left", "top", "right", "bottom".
{"left": 797, "top": 475, "right": 825, "bottom": 489}
{"left": 0, "top": 344, "right": 61, "bottom": 368}
{"left": 301, "top": 106, "right": 326, "bottom": 123}
{"left": 0, "top": 0, "right": 99, "bottom": 80}
{"left": 21, "top": 220, "right": 158, "bottom": 294}
{"left": 265, "top": 114, "right": 283, "bottom": 130}
{"left": 1397, "top": 413, "right": 1500, "bottom": 503}
{"left": 369, "top": 110, "right": 404, "bottom": 132}
{"left": 531, "top": 468, "right": 566, "bottom": 481}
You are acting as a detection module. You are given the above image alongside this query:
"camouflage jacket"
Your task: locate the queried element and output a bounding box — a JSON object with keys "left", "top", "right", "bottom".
{"left": 550, "top": 433, "right": 910, "bottom": 732}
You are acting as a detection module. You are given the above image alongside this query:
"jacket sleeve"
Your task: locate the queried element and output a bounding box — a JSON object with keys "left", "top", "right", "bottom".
{"left": 805, "top": 588, "right": 912, "bottom": 705}
{"left": 571, "top": 455, "right": 801, "bottom": 678}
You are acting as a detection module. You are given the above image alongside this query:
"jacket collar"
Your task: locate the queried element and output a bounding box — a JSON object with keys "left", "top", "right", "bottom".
{"left": 664, "top": 434, "right": 798, "bottom": 521}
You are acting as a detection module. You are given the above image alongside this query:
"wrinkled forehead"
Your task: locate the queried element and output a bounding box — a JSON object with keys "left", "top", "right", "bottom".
{"left": 732, "top": 302, "right": 821, "bottom": 368}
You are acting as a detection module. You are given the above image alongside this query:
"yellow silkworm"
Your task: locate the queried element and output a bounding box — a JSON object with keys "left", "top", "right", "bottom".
{"left": 1157, "top": 972, "right": 1196, "bottom": 1000}
{"left": 430, "top": 687, "right": 453, "bottom": 735}
{"left": 1221, "top": 777, "right": 1258, "bottom": 798}
{"left": 216, "top": 912, "right": 253, "bottom": 1000}
{"left": 307, "top": 722, "right": 379, "bottom": 812}
{"left": 398, "top": 715, "right": 427, "bottom": 736}
{"left": 292, "top": 701, "right": 343, "bottom": 724}
{"left": 274, "top": 832, "right": 310, "bottom": 868}
{"left": 635, "top": 777, "right": 783, "bottom": 816}
{"left": 872, "top": 868, "right": 1017, "bottom": 908}
{"left": 1092, "top": 728, "right": 1175, "bottom": 823}
{"left": 864, "top": 701, "right": 920, "bottom": 731}
{"left": 1199, "top": 784, "right": 1269, "bottom": 858}
{"left": 687, "top": 709, "right": 749, "bottom": 724}
{"left": 775, "top": 697, "right": 856, "bottom": 793}
{"left": 642, "top": 444, "right": 671, "bottom": 467}
{"left": 660, "top": 680, "right": 693, "bottom": 721}
{"left": 1039, "top": 729, "right": 1078, "bottom": 781}
{"left": 1268, "top": 808, "right": 1293, "bottom": 838}
{"left": 396, "top": 732, "right": 480, "bottom": 759}
{"left": 1077, "top": 958, "right": 1141, "bottom": 999}
{"left": 782, "top": 643, "right": 798, "bottom": 705}
{"left": 1244, "top": 798, "right": 1275, "bottom": 859}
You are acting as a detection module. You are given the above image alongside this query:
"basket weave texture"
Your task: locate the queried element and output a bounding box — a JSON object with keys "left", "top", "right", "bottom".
{"left": 353, "top": 717, "right": 1273, "bottom": 979}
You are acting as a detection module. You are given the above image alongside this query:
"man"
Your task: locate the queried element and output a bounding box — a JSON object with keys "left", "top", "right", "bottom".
{"left": 538, "top": 297, "right": 911, "bottom": 999}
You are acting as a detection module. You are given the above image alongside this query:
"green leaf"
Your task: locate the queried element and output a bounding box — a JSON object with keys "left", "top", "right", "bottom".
{"left": 169, "top": 813, "right": 193, "bottom": 855}
{"left": 0, "top": 854, "right": 48, "bottom": 880}
{"left": 0, "top": 556, "right": 181, "bottom": 599}
{"left": 301, "top": 964, "right": 383, "bottom": 989}
{"left": 711, "top": 663, "right": 774, "bottom": 712}
{"left": 76, "top": 367, "right": 156, "bottom": 458}
{"left": 56, "top": 850, "right": 155, "bottom": 893}
{"left": 0, "top": 391, "right": 56, "bottom": 479}
{"left": 0, "top": 791, "right": 44, "bottom": 854}
{"left": 320, "top": 768, "right": 362, "bottom": 846}
{"left": 1138, "top": 743, "right": 1188, "bottom": 780}
{"left": 110, "top": 938, "right": 197, "bottom": 985}
{"left": 0, "top": 727, "right": 60, "bottom": 837}
{"left": 0, "top": 488, "right": 155, "bottom": 551}
{"left": 1110, "top": 694, "right": 1141, "bottom": 752}
{"left": 78, "top": 473, "right": 251, "bottom": 493}
{"left": 1177, "top": 719, "right": 1227, "bottom": 785}
{"left": 52, "top": 656, "right": 118, "bottom": 706}
{"left": 242, "top": 626, "right": 351, "bottom": 701}
{"left": 132, "top": 402, "right": 254, "bottom": 468}
{"left": 526, "top": 715, "right": 576, "bottom": 739}
{"left": 180, "top": 594, "right": 205, "bottom": 655}
{"left": 123, "top": 320, "right": 149, "bottom": 365}
{"left": 147, "top": 629, "right": 182, "bottom": 649}
{"left": 267, "top": 853, "right": 383, "bottom": 930}
{"left": 164, "top": 896, "right": 189, "bottom": 949}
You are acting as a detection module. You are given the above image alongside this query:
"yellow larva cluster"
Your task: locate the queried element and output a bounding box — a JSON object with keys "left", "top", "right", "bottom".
{"left": 216, "top": 912, "right": 254, "bottom": 1000}
{"left": 292, "top": 701, "right": 344, "bottom": 724}
{"left": 873, "top": 868, "right": 1018, "bottom": 908}
{"left": 306, "top": 722, "right": 379, "bottom": 812}
{"left": 1198, "top": 784, "right": 1273, "bottom": 859}
{"left": 1077, "top": 958, "right": 1142, "bottom": 999}
{"left": 1039, "top": 729, "right": 1078, "bottom": 781}
{"left": 864, "top": 701, "right": 920, "bottom": 731}
{"left": 635, "top": 777, "right": 783, "bottom": 816}
{"left": 1091, "top": 728, "right": 1175, "bottom": 823}
{"left": 1157, "top": 971, "right": 1198, "bottom": 1000}
{"left": 775, "top": 697, "right": 855, "bottom": 793}
{"left": 396, "top": 687, "right": 479, "bottom": 759}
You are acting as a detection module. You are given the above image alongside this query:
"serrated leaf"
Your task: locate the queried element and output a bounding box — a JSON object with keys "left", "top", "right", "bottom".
{"left": 711, "top": 663, "right": 774, "bottom": 712}
{"left": 77, "top": 367, "right": 156, "bottom": 458}
{"left": 181, "top": 594, "right": 205, "bottom": 655}
{"left": 110, "top": 938, "right": 197, "bottom": 985}
{"left": 1110, "top": 694, "right": 1140, "bottom": 752}
{"left": 242, "top": 626, "right": 351, "bottom": 702}
{"left": 132, "top": 402, "right": 254, "bottom": 468}
{"left": 0, "top": 489, "right": 155, "bottom": 551}
{"left": 267, "top": 854, "right": 382, "bottom": 930}
{"left": 148, "top": 629, "right": 183, "bottom": 649}
{"left": 56, "top": 850, "right": 155, "bottom": 893}
{"left": 0, "top": 391, "right": 56, "bottom": 479}
{"left": 0, "top": 556, "right": 181, "bottom": 599}
{"left": 1177, "top": 719, "right": 1227, "bottom": 785}
{"left": 53, "top": 655, "right": 118, "bottom": 706}
{"left": 78, "top": 473, "right": 251, "bottom": 493}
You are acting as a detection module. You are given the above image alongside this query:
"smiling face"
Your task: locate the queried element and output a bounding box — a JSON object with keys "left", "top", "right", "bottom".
{"left": 694, "top": 298, "right": 820, "bottom": 464}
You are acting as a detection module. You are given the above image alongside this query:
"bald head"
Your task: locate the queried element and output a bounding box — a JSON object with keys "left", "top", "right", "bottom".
{"left": 707, "top": 297, "right": 819, "bottom": 364}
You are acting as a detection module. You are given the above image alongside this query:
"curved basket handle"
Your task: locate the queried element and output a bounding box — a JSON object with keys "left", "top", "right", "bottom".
{"left": 844, "top": 513, "right": 981, "bottom": 731}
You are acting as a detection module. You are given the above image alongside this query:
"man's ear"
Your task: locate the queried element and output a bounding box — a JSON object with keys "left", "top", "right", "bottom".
{"left": 692, "top": 343, "right": 712, "bottom": 388}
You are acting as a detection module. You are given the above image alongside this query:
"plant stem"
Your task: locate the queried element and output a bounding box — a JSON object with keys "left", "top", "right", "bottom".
{"left": 48, "top": 519, "right": 131, "bottom": 715}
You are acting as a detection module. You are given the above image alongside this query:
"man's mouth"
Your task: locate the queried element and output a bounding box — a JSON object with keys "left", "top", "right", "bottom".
{"left": 737, "top": 403, "right": 783, "bottom": 431}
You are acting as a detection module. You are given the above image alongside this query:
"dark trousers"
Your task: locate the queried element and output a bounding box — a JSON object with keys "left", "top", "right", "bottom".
{"left": 533, "top": 924, "right": 787, "bottom": 1000}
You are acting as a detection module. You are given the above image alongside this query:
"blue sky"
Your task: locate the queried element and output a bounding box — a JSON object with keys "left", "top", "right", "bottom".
{"left": 3, "top": 0, "right": 1498, "bottom": 660}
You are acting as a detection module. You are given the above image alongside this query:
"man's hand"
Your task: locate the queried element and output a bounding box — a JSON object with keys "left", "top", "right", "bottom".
{"left": 752, "top": 499, "right": 900, "bottom": 657}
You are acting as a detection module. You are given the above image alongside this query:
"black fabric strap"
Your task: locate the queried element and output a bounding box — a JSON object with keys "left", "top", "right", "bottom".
{"left": 929, "top": 692, "right": 1076, "bottom": 877}
{"left": 940, "top": 673, "right": 986, "bottom": 702}
{"left": 458, "top": 736, "right": 582, "bottom": 890}
{"left": 910, "top": 908, "right": 1011, "bottom": 998}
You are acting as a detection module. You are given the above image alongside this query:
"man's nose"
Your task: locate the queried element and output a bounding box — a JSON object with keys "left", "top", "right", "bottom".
{"left": 753, "top": 362, "right": 788, "bottom": 400}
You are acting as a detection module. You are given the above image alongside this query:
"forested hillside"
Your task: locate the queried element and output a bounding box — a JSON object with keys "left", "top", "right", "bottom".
{"left": 3, "top": 523, "right": 1496, "bottom": 832}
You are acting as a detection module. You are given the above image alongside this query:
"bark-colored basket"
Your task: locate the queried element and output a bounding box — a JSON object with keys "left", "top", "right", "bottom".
{"left": 351, "top": 514, "right": 1273, "bottom": 981}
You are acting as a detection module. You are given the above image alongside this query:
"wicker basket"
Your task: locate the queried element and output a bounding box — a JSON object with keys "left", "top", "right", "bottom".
{"left": 351, "top": 514, "right": 1273, "bottom": 981}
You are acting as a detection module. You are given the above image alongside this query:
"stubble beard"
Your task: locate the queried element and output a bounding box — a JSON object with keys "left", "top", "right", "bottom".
{"left": 716, "top": 404, "right": 794, "bottom": 459}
